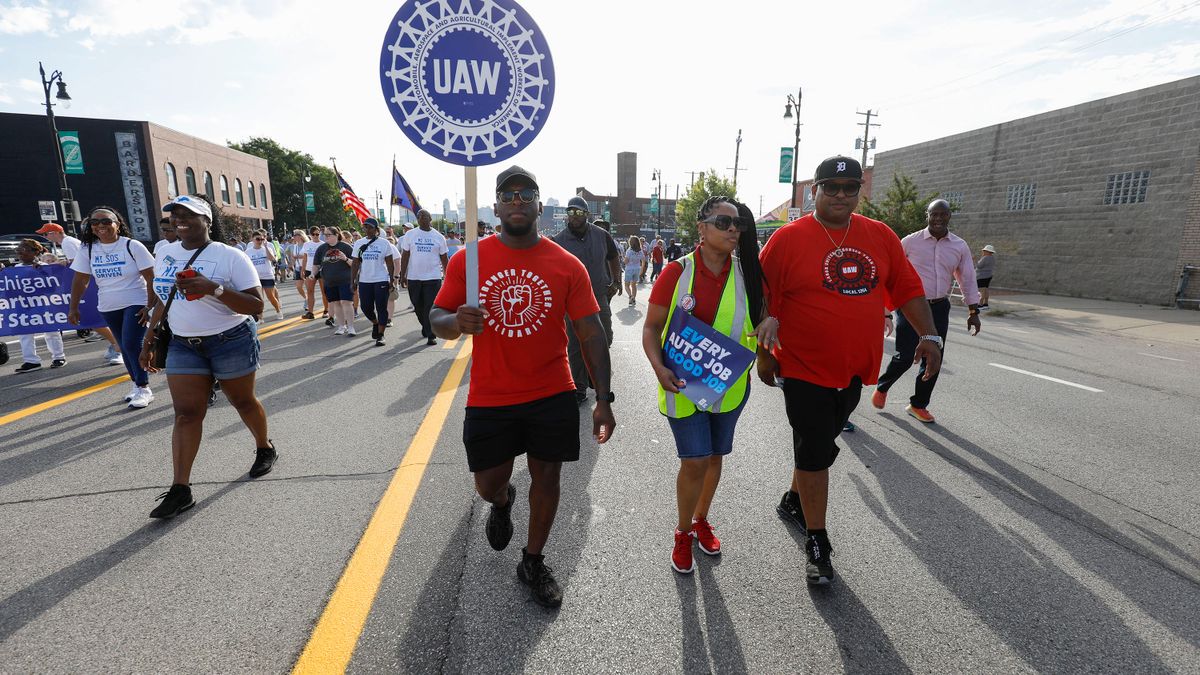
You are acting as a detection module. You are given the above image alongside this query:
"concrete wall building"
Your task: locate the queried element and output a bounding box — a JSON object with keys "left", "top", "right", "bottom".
{"left": 871, "top": 76, "right": 1200, "bottom": 306}
{"left": 0, "top": 112, "right": 272, "bottom": 243}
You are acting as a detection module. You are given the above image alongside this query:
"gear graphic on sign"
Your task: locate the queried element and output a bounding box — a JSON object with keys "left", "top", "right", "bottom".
{"left": 379, "top": 0, "right": 555, "bottom": 166}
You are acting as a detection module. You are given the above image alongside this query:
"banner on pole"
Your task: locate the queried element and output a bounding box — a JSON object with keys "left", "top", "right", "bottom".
{"left": 304, "top": 191, "right": 315, "bottom": 213}
{"left": 59, "top": 131, "right": 84, "bottom": 175}
{"left": 0, "top": 265, "right": 103, "bottom": 337}
{"left": 778, "top": 147, "right": 794, "bottom": 184}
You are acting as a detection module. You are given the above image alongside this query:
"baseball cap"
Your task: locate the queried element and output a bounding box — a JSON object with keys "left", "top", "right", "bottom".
{"left": 162, "top": 194, "right": 213, "bottom": 220}
{"left": 495, "top": 165, "right": 539, "bottom": 191}
{"left": 814, "top": 155, "right": 863, "bottom": 183}
{"left": 567, "top": 196, "right": 589, "bottom": 211}
{"left": 35, "top": 222, "right": 64, "bottom": 234}
{"left": 363, "top": 217, "right": 380, "bottom": 229}
{"left": 982, "top": 244, "right": 996, "bottom": 253}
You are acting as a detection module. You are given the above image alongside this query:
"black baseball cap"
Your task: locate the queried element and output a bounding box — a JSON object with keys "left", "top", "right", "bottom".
{"left": 567, "top": 196, "right": 588, "bottom": 211}
{"left": 814, "top": 155, "right": 863, "bottom": 183}
{"left": 495, "top": 165, "right": 539, "bottom": 191}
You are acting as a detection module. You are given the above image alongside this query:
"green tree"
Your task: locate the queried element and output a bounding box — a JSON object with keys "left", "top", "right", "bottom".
{"left": 674, "top": 170, "right": 738, "bottom": 245}
{"left": 228, "top": 137, "right": 357, "bottom": 235}
{"left": 859, "top": 172, "right": 944, "bottom": 238}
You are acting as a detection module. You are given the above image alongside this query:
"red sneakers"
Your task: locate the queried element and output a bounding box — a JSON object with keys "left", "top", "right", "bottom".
{"left": 906, "top": 404, "right": 936, "bottom": 423}
{"left": 871, "top": 388, "right": 887, "bottom": 409}
{"left": 672, "top": 529, "right": 695, "bottom": 574}
{"left": 692, "top": 518, "right": 721, "bottom": 555}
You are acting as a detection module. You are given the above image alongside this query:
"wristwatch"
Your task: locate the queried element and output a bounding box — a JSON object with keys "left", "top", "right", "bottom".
{"left": 920, "top": 335, "right": 944, "bottom": 349}
{"left": 596, "top": 391, "right": 615, "bottom": 403}
{"left": 213, "top": 285, "right": 225, "bottom": 298}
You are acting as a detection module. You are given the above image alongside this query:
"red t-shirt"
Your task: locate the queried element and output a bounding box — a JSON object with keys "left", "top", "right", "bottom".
{"left": 759, "top": 213, "right": 924, "bottom": 388}
{"left": 434, "top": 236, "right": 600, "bottom": 407}
{"left": 651, "top": 245, "right": 664, "bottom": 263}
{"left": 648, "top": 246, "right": 730, "bottom": 326}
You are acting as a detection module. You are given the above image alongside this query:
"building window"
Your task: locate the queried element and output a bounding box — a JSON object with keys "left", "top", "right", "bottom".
{"left": 260, "top": 184, "right": 268, "bottom": 210}
{"left": 185, "top": 167, "right": 197, "bottom": 195}
{"left": 204, "top": 172, "right": 215, "bottom": 201}
{"left": 1006, "top": 183, "right": 1036, "bottom": 211}
{"left": 165, "top": 162, "right": 178, "bottom": 199}
{"left": 1104, "top": 170, "right": 1150, "bottom": 205}
{"left": 942, "top": 191, "right": 964, "bottom": 209}
{"left": 248, "top": 181, "right": 257, "bottom": 208}
{"left": 220, "top": 175, "right": 230, "bottom": 204}
{"left": 234, "top": 178, "right": 244, "bottom": 207}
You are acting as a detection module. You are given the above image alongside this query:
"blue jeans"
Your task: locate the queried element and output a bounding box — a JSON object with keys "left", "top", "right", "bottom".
{"left": 665, "top": 384, "right": 748, "bottom": 459}
{"left": 166, "top": 320, "right": 260, "bottom": 380}
{"left": 101, "top": 304, "right": 149, "bottom": 387}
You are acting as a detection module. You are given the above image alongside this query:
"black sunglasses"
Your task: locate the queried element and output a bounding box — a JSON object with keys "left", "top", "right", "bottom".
{"left": 566, "top": 207, "right": 588, "bottom": 216}
{"left": 700, "top": 215, "right": 750, "bottom": 232}
{"left": 497, "top": 188, "right": 539, "bottom": 205}
{"left": 88, "top": 218, "right": 116, "bottom": 227}
{"left": 818, "top": 181, "right": 862, "bottom": 197}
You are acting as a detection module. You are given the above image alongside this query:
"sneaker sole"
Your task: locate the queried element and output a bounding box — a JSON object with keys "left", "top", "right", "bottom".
{"left": 671, "top": 560, "right": 696, "bottom": 574}
{"left": 128, "top": 398, "right": 153, "bottom": 409}
{"left": 806, "top": 573, "right": 834, "bottom": 586}
{"left": 150, "top": 499, "right": 195, "bottom": 519}
{"left": 249, "top": 463, "right": 274, "bottom": 479}
{"left": 695, "top": 541, "right": 721, "bottom": 556}
{"left": 906, "top": 408, "right": 936, "bottom": 424}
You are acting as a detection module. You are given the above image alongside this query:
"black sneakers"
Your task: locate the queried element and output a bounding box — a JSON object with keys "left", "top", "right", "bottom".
{"left": 486, "top": 484, "right": 516, "bottom": 551}
{"left": 777, "top": 490, "right": 807, "bottom": 532}
{"left": 806, "top": 531, "right": 835, "bottom": 585}
{"left": 249, "top": 441, "right": 277, "bottom": 478}
{"left": 518, "top": 548, "right": 563, "bottom": 608}
{"left": 426, "top": 337, "right": 437, "bottom": 346}
{"left": 302, "top": 311, "right": 315, "bottom": 320}
{"left": 14, "top": 362, "right": 41, "bottom": 374}
{"left": 0, "top": 342, "right": 8, "bottom": 366}
{"left": 50, "top": 358, "right": 67, "bottom": 369}
{"left": 150, "top": 484, "right": 195, "bottom": 519}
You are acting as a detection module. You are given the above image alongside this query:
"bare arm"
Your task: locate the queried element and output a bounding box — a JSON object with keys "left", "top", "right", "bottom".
{"left": 400, "top": 250, "right": 410, "bottom": 287}
{"left": 573, "top": 312, "right": 616, "bottom": 443}
{"left": 66, "top": 272, "right": 91, "bottom": 324}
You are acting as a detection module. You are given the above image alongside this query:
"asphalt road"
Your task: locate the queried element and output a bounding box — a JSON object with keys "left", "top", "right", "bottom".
{"left": 1, "top": 285, "right": 1197, "bottom": 673}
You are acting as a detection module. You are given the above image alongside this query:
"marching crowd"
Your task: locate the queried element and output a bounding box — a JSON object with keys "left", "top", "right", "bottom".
{"left": 3, "top": 154, "right": 999, "bottom": 610}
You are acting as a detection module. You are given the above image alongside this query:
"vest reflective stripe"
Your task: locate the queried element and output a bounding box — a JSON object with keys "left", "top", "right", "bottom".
{"left": 657, "top": 252, "right": 757, "bottom": 418}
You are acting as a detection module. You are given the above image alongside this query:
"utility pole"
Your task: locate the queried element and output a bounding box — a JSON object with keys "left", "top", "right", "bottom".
{"left": 686, "top": 170, "right": 704, "bottom": 187}
{"left": 729, "top": 129, "right": 744, "bottom": 192}
{"left": 856, "top": 110, "right": 880, "bottom": 168}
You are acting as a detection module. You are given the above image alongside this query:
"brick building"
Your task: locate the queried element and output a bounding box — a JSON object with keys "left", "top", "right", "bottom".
{"left": 0, "top": 112, "right": 273, "bottom": 242}
{"left": 576, "top": 151, "right": 677, "bottom": 238}
{"left": 871, "top": 76, "right": 1200, "bottom": 306}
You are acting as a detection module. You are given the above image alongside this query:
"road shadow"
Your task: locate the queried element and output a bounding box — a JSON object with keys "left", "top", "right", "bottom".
{"left": 0, "top": 479, "right": 246, "bottom": 642}
{"left": 670, "top": 555, "right": 749, "bottom": 674}
{"left": 615, "top": 305, "right": 642, "bottom": 326}
{"left": 843, "top": 427, "right": 1170, "bottom": 670}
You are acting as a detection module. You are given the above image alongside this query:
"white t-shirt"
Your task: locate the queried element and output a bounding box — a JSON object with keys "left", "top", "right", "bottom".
{"left": 353, "top": 236, "right": 396, "bottom": 284}
{"left": 60, "top": 236, "right": 82, "bottom": 262}
{"left": 301, "top": 240, "right": 322, "bottom": 272}
{"left": 288, "top": 243, "right": 305, "bottom": 269}
{"left": 153, "top": 241, "right": 261, "bottom": 337}
{"left": 624, "top": 249, "right": 646, "bottom": 272}
{"left": 245, "top": 243, "right": 275, "bottom": 280}
{"left": 153, "top": 239, "right": 173, "bottom": 255}
{"left": 70, "top": 237, "right": 155, "bottom": 312}
{"left": 400, "top": 228, "right": 448, "bottom": 281}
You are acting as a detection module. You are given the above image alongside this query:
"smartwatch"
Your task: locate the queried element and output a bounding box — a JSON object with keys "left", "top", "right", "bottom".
{"left": 920, "top": 335, "right": 944, "bottom": 349}
{"left": 596, "top": 391, "right": 615, "bottom": 403}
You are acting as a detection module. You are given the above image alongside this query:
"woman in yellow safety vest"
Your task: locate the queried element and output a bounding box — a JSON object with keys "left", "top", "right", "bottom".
{"left": 641, "top": 196, "right": 776, "bottom": 574}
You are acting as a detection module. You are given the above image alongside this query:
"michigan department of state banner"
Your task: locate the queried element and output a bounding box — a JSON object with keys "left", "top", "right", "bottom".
{"left": 0, "top": 265, "right": 103, "bottom": 337}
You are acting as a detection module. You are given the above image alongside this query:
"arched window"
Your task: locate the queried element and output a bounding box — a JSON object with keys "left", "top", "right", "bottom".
{"left": 220, "top": 175, "right": 230, "bottom": 204}
{"left": 234, "top": 178, "right": 244, "bottom": 207}
{"left": 204, "top": 172, "right": 215, "bottom": 201}
{"left": 165, "top": 162, "right": 178, "bottom": 199}
{"left": 260, "top": 183, "right": 268, "bottom": 210}
{"left": 248, "top": 181, "right": 257, "bottom": 208}
{"left": 185, "top": 167, "right": 197, "bottom": 195}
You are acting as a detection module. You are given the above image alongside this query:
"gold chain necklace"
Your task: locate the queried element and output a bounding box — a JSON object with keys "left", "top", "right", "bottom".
{"left": 814, "top": 215, "right": 852, "bottom": 258}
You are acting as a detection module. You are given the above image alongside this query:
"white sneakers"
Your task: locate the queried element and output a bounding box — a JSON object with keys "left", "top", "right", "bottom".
{"left": 333, "top": 326, "right": 347, "bottom": 336}
{"left": 123, "top": 384, "right": 139, "bottom": 402}
{"left": 104, "top": 345, "right": 124, "bottom": 365}
{"left": 346, "top": 326, "right": 357, "bottom": 337}
{"left": 275, "top": 311, "right": 284, "bottom": 321}
{"left": 128, "top": 386, "right": 154, "bottom": 409}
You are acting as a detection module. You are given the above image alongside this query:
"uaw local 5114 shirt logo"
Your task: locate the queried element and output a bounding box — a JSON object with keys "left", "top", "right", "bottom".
{"left": 379, "top": 0, "right": 555, "bottom": 166}
{"left": 821, "top": 247, "right": 880, "bottom": 296}
{"left": 481, "top": 268, "right": 551, "bottom": 338}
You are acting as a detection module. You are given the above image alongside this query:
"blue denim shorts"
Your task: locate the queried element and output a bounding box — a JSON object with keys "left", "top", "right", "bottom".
{"left": 665, "top": 389, "right": 747, "bottom": 459}
{"left": 325, "top": 283, "right": 353, "bottom": 301}
{"left": 166, "top": 319, "right": 260, "bottom": 380}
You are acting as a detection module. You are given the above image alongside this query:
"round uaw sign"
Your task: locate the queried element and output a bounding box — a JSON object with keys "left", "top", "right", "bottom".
{"left": 379, "top": 0, "right": 555, "bottom": 166}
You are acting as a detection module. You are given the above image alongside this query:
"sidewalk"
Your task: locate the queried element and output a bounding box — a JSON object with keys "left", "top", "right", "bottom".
{"left": 982, "top": 292, "right": 1200, "bottom": 346}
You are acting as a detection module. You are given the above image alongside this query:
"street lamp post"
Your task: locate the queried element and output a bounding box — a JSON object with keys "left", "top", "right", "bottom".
{"left": 39, "top": 61, "right": 76, "bottom": 236}
{"left": 783, "top": 87, "right": 802, "bottom": 209}
{"left": 651, "top": 168, "right": 663, "bottom": 240}
{"left": 301, "top": 163, "right": 311, "bottom": 231}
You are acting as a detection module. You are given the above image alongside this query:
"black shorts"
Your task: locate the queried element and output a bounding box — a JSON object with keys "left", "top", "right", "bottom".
{"left": 977, "top": 277, "right": 992, "bottom": 288}
{"left": 260, "top": 279, "right": 276, "bottom": 289}
{"left": 782, "top": 377, "right": 862, "bottom": 471}
{"left": 463, "top": 391, "right": 579, "bottom": 472}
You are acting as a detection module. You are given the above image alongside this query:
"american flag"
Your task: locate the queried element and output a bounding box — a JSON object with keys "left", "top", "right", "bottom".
{"left": 336, "top": 171, "right": 372, "bottom": 223}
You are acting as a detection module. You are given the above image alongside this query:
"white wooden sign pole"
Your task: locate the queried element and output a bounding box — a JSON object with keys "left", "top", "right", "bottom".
{"left": 464, "top": 166, "right": 479, "bottom": 307}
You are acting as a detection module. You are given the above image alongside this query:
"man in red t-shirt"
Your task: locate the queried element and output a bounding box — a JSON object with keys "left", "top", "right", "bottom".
{"left": 650, "top": 237, "right": 665, "bottom": 282}
{"left": 430, "top": 166, "right": 616, "bottom": 608}
{"left": 757, "top": 155, "right": 941, "bottom": 586}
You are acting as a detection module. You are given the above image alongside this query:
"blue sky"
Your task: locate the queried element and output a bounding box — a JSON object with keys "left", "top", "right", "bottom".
{"left": 2, "top": 0, "right": 1199, "bottom": 219}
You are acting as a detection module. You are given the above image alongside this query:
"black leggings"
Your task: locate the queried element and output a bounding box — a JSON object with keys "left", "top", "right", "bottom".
{"left": 359, "top": 281, "right": 390, "bottom": 330}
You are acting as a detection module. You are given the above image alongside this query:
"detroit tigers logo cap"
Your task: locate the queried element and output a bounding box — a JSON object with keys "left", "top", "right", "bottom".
{"left": 814, "top": 155, "right": 863, "bottom": 183}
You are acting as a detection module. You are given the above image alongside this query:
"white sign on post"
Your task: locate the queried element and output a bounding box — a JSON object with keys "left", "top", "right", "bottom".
{"left": 38, "top": 201, "right": 57, "bottom": 222}
{"left": 787, "top": 208, "right": 804, "bottom": 222}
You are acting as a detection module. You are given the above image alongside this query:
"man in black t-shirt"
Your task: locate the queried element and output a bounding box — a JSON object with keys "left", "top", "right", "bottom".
{"left": 665, "top": 238, "right": 683, "bottom": 261}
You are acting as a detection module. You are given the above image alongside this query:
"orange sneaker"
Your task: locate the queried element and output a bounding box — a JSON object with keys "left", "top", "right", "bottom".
{"left": 672, "top": 529, "right": 695, "bottom": 574}
{"left": 871, "top": 388, "right": 887, "bottom": 409}
{"left": 906, "top": 405, "right": 935, "bottom": 423}
{"left": 692, "top": 517, "right": 721, "bottom": 555}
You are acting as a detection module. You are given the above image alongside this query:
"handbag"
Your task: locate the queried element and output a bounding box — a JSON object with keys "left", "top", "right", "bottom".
{"left": 152, "top": 244, "right": 209, "bottom": 368}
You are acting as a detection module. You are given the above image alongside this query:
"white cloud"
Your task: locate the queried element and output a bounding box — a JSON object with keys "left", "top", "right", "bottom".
{"left": 79, "top": 37, "right": 95, "bottom": 50}
{"left": 0, "top": 83, "right": 12, "bottom": 104}
{"left": 0, "top": 1, "right": 54, "bottom": 34}
{"left": 17, "top": 78, "right": 41, "bottom": 93}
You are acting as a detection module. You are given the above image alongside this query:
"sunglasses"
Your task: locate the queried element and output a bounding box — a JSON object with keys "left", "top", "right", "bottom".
{"left": 701, "top": 215, "right": 750, "bottom": 232}
{"left": 497, "top": 188, "right": 539, "bottom": 204}
{"left": 818, "top": 181, "right": 862, "bottom": 197}
{"left": 254, "top": 237, "right": 264, "bottom": 242}
{"left": 88, "top": 218, "right": 116, "bottom": 227}
{"left": 566, "top": 207, "right": 588, "bottom": 216}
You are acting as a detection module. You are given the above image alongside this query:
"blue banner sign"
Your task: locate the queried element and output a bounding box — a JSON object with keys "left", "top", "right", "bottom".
{"left": 379, "top": 0, "right": 555, "bottom": 166}
{"left": 662, "top": 309, "right": 755, "bottom": 411}
{"left": 0, "top": 265, "right": 103, "bottom": 337}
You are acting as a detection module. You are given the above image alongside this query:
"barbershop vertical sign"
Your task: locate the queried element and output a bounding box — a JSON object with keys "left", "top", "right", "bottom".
{"left": 115, "top": 132, "right": 152, "bottom": 241}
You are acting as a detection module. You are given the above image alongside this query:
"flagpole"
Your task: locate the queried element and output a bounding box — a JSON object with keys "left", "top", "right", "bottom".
{"left": 464, "top": 167, "right": 478, "bottom": 308}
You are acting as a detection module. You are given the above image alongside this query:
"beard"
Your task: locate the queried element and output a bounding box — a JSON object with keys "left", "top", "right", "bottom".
{"left": 502, "top": 220, "right": 534, "bottom": 237}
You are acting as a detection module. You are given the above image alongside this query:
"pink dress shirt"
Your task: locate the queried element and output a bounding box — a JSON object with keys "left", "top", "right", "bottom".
{"left": 899, "top": 228, "right": 981, "bottom": 306}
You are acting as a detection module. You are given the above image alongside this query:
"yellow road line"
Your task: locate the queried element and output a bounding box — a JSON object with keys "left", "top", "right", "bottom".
{"left": 0, "top": 317, "right": 310, "bottom": 428}
{"left": 441, "top": 336, "right": 459, "bottom": 349}
{"left": 292, "top": 338, "right": 473, "bottom": 675}
{"left": 257, "top": 315, "right": 306, "bottom": 338}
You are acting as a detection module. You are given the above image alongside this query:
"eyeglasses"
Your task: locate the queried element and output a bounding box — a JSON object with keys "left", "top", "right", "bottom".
{"left": 700, "top": 215, "right": 750, "bottom": 232}
{"left": 566, "top": 207, "right": 588, "bottom": 216}
{"left": 497, "top": 188, "right": 539, "bottom": 204}
{"left": 88, "top": 218, "right": 116, "bottom": 227}
{"left": 254, "top": 238, "right": 264, "bottom": 242}
{"left": 818, "top": 181, "right": 862, "bottom": 197}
